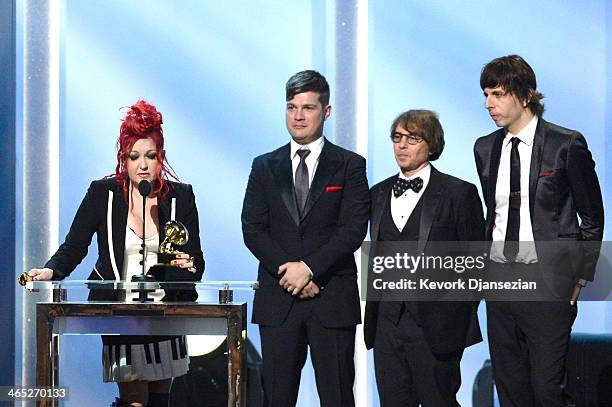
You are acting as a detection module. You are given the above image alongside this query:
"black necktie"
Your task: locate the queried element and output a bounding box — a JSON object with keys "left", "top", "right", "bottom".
{"left": 295, "top": 149, "right": 311, "bottom": 215}
{"left": 504, "top": 137, "right": 521, "bottom": 262}
{"left": 393, "top": 177, "right": 423, "bottom": 198}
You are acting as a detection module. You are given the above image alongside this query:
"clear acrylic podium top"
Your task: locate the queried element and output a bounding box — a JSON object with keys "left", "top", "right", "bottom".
{"left": 24, "top": 280, "right": 258, "bottom": 304}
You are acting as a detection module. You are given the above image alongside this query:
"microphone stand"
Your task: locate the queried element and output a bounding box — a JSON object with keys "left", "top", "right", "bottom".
{"left": 131, "top": 180, "right": 155, "bottom": 302}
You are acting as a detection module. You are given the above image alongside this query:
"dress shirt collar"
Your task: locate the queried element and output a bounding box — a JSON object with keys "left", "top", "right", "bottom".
{"left": 398, "top": 162, "right": 431, "bottom": 182}
{"left": 393, "top": 163, "right": 431, "bottom": 199}
{"left": 290, "top": 136, "right": 325, "bottom": 160}
{"left": 504, "top": 115, "right": 538, "bottom": 147}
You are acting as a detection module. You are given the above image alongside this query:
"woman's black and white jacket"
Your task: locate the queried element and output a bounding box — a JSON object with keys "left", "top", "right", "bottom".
{"left": 45, "top": 177, "right": 205, "bottom": 301}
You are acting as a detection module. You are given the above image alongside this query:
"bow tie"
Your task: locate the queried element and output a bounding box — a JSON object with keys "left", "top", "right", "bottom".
{"left": 393, "top": 177, "right": 423, "bottom": 197}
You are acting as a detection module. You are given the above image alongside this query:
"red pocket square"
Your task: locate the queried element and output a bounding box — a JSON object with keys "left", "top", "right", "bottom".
{"left": 539, "top": 169, "right": 561, "bottom": 177}
{"left": 325, "top": 186, "right": 343, "bottom": 192}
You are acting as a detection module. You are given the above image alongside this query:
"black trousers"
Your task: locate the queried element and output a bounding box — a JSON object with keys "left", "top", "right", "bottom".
{"left": 373, "top": 304, "right": 463, "bottom": 407}
{"left": 486, "top": 301, "right": 577, "bottom": 407}
{"left": 259, "top": 300, "right": 356, "bottom": 407}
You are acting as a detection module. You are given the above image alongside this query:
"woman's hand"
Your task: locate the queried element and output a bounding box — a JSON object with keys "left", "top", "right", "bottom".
{"left": 170, "top": 253, "right": 196, "bottom": 273}
{"left": 28, "top": 268, "right": 54, "bottom": 281}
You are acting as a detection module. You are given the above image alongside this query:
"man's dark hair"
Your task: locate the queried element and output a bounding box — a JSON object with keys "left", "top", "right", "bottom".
{"left": 390, "top": 110, "right": 445, "bottom": 161}
{"left": 286, "top": 70, "right": 330, "bottom": 106}
{"left": 480, "top": 54, "right": 545, "bottom": 117}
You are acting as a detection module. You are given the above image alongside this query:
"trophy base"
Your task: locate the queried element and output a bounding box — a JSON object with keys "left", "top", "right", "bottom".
{"left": 157, "top": 253, "right": 178, "bottom": 265}
{"left": 147, "top": 264, "right": 169, "bottom": 281}
{"left": 146, "top": 264, "right": 198, "bottom": 302}
{"left": 148, "top": 264, "right": 197, "bottom": 282}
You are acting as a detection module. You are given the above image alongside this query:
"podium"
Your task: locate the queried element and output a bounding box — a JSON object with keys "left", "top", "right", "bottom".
{"left": 25, "top": 281, "right": 256, "bottom": 407}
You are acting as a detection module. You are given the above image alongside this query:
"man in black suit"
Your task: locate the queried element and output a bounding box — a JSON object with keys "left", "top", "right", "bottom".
{"left": 364, "top": 110, "right": 483, "bottom": 406}
{"left": 474, "top": 55, "right": 604, "bottom": 406}
{"left": 241, "top": 70, "right": 370, "bottom": 406}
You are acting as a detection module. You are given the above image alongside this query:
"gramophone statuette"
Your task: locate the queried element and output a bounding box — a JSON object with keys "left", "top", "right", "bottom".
{"left": 17, "top": 271, "right": 34, "bottom": 286}
{"left": 157, "top": 220, "right": 189, "bottom": 265}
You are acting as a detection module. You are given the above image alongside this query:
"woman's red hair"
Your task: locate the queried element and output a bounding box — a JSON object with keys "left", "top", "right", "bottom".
{"left": 115, "top": 100, "right": 180, "bottom": 201}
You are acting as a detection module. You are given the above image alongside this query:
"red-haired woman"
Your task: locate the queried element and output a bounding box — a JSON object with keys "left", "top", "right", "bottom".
{"left": 28, "top": 100, "right": 205, "bottom": 407}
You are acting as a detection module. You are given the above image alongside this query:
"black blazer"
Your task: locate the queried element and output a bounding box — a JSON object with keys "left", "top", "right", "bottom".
{"left": 45, "top": 177, "right": 205, "bottom": 300}
{"left": 364, "top": 166, "right": 484, "bottom": 354}
{"left": 474, "top": 119, "right": 604, "bottom": 281}
{"left": 242, "top": 138, "right": 370, "bottom": 328}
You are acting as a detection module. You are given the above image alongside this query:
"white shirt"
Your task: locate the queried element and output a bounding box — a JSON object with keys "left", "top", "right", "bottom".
{"left": 391, "top": 164, "right": 431, "bottom": 232}
{"left": 290, "top": 136, "right": 324, "bottom": 278}
{"left": 491, "top": 115, "right": 538, "bottom": 263}
{"left": 121, "top": 225, "right": 163, "bottom": 301}
{"left": 290, "top": 136, "right": 324, "bottom": 187}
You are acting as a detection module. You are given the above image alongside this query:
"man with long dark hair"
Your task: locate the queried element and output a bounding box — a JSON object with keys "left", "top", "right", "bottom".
{"left": 474, "top": 55, "right": 604, "bottom": 406}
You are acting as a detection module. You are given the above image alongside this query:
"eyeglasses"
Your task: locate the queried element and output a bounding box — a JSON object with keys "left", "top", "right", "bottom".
{"left": 390, "top": 132, "right": 424, "bottom": 144}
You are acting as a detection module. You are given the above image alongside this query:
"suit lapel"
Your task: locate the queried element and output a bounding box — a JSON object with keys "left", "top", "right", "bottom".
{"left": 271, "top": 144, "right": 300, "bottom": 226}
{"left": 418, "top": 167, "right": 443, "bottom": 253}
{"left": 111, "top": 186, "right": 128, "bottom": 278}
{"left": 487, "top": 131, "right": 505, "bottom": 210}
{"left": 528, "top": 119, "right": 546, "bottom": 224}
{"left": 157, "top": 193, "right": 171, "bottom": 240}
{"left": 302, "top": 141, "right": 342, "bottom": 220}
{"left": 371, "top": 177, "right": 395, "bottom": 242}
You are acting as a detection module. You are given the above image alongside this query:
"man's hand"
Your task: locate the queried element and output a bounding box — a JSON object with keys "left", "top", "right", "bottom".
{"left": 570, "top": 283, "right": 581, "bottom": 305}
{"left": 298, "top": 280, "right": 320, "bottom": 299}
{"left": 278, "top": 261, "right": 311, "bottom": 296}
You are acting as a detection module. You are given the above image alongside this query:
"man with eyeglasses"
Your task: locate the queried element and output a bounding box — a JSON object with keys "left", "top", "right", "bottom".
{"left": 364, "top": 110, "right": 484, "bottom": 406}
{"left": 474, "top": 55, "right": 604, "bottom": 406}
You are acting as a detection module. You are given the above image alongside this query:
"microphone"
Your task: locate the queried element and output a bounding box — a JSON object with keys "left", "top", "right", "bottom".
{"left": 138, "top": 180, "right": 150, "bottom": 276}
{"left": 132, "top": 180, "right": 154, "bottom": 290}
{"left": 138, "top": 180, "right": 151, "bottom": 197}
